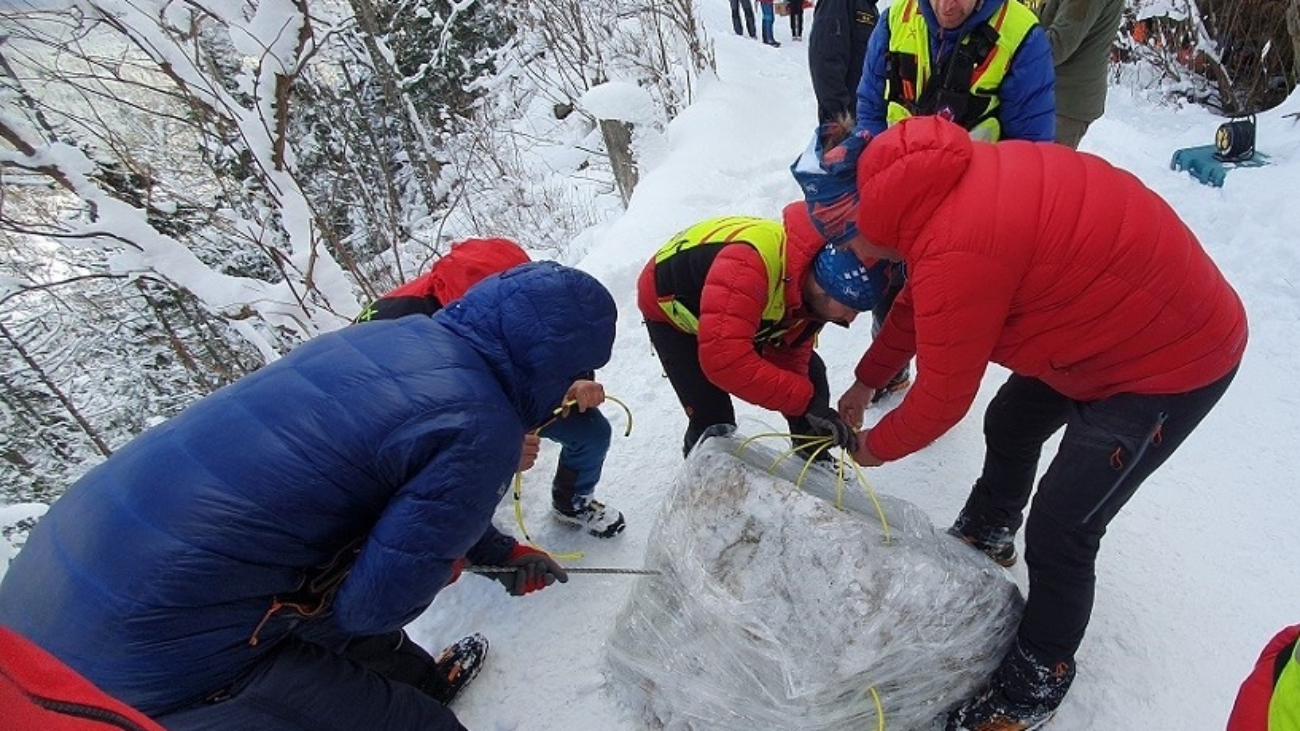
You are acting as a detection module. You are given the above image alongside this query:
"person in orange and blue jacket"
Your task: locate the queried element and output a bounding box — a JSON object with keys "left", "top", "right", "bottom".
{"left": 358, "top": 237, "right": 625, "bottom": 538}
{"left": 0, "top": 263, "right": 617, "bottom": 731}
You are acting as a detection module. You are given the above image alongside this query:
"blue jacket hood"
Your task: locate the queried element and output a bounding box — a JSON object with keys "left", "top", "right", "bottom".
{"left": 439, "top": 261, "right": 617, "bottom": 428}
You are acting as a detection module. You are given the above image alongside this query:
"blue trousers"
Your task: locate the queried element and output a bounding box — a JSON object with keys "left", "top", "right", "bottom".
{"left": 960, "top": 368, "right": 1238, "bottom": 663}
{"left": 760, "top": 2, "right": 776, "bottom": 42}
{"left": 541, "top": 406, "right": 612, "bottom": 505}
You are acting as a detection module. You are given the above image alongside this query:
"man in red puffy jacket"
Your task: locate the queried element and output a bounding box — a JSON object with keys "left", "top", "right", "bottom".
{"left": 839, "top": 116, "right": 1247, "bottom": 730}
{"left": 637, "top": 202, "right": 889, "bottom": 458}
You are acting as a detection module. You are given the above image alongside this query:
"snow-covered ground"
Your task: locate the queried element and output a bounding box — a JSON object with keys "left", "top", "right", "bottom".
{"left": 415, "top": 4, "right": 1300, "bottom": 731}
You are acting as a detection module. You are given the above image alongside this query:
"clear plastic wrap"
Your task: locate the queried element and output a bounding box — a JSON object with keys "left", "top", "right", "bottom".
{"left": 607, "top": 433, "right": 1023, "bottom": 731}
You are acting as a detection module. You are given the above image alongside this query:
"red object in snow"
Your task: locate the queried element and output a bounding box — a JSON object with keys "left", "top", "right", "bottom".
{"left": 0, "top": 626, "right": 166, "bottom": 731}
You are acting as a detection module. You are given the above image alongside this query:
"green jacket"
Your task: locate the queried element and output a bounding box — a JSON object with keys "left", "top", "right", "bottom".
{"left": 1034, "top": 0, "right": 1124, "bottom": 122}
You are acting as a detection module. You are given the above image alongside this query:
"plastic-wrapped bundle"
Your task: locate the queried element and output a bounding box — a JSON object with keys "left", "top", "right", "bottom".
{"left": 607, "top": 433, "right": 1023, "bottom": 731}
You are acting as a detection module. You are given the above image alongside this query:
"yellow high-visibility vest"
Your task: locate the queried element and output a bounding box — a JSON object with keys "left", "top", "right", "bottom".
{"left": 883, "top": 0, "right": 1039, "bottom": 141}
{"left": 1271, "top": 639, "right": 1300, "bottom": 730}
{"left": 652, "top": 216, "right": 793, "bottom": 343}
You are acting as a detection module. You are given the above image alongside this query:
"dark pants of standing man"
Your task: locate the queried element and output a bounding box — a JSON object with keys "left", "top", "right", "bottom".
{"left": 958, "top": 367, "right": 1238, "bottom": 667}
{"left": 787, "top": 0, "right": 804, "bottom": 38}
{"left": 730, "top": 0, "right": 756, "bottom": 37}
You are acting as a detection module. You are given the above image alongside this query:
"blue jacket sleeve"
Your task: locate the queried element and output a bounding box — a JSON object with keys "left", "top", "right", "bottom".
{"left": 854, "top": 18, "right": 892, "bottom": 136}
{"left": 331, "top": 407, "right": 521, "bottom": 635}
{"left": 997, "top": 26, "right": 1057, "bottom": 142}
{"left": 465, "top": 524, "right": 517, "bottom": 566}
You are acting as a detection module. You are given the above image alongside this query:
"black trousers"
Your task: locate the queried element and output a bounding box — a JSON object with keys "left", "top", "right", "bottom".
{"left": 157, "top": 629, "right": 466, "bottom": 731}
{"left": 960, "top": 368, "right": 1238, "bottom": 663}
{"left": 730, "top": 0, "right": 756, "bottom": 36}
{"left": 646, "top": 320, "right": 829, "bottom": 456}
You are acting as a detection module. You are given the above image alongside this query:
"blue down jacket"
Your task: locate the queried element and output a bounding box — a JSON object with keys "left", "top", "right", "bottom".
{"left": 0, "top": 262, "right": 616, "bottom": 715}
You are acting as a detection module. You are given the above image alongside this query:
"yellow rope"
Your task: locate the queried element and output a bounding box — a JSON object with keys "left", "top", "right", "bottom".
{"left": 513, "top": 471, "right": 584, "bottom": 561}
{"left": 867, "top": 686, "right": 885, "bottom": 731}
{"left": 604, "top": 395, "right": 634, "bottom": 436}
{"left": 848, "top": 458, "right": 891, "bottom": 545}
{"left": 511, "top": 393, "right": 635, "bottom": 562}
{"left": 734, "top": 431, "right": 823, "bottom": 455}
{"left": 734, "top": 432, "right": 891, "bottom": 543}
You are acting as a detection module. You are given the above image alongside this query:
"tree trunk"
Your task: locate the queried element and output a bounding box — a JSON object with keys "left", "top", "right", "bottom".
{"left": 600, "top": 119, "right": 639, "bottom": 207}
{"left": 0, "top": 321, "right": 112, "bottom": 458}
{"left": 1288, "top": 0, "right": 1300, "bottom": 84}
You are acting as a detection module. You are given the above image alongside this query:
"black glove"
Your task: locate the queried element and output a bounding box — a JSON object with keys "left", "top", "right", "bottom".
{"left": 803, "top": 404, "right": 857, "bottom": 451}
{"left": 487, "top": 544, "right": 569, "bottom": 597}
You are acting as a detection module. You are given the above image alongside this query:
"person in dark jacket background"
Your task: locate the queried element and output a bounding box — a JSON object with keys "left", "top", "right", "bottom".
{"left": 358, "top": 237, "right": 626, "bottom": 538}
{"left": 808, "top": 0, "right": 879, "bottom": 123}
{"left": 0, "top": 262, "right": 617, "bottom": 731}
{"left": 785, "top": 0, "right": 806, "bottom": 42}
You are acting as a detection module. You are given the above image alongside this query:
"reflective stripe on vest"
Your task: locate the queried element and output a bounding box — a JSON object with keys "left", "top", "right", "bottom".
{"left": 653, "top": 216, "right": 788, "bottom": 336}
{"left": 1271, "top": 639, "right": 1300, "bottom": 731}
{"left": 884, "top": 0, "right": 1038, "bottom": 141}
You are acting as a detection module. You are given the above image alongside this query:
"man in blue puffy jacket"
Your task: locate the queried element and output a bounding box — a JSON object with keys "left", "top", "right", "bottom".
{"left": 0, "top": 262, "right": 617, "bottom": 731}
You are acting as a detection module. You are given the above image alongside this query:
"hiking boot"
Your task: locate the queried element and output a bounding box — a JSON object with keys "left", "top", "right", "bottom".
{"left": 945, "top": 643, "right": 1074, "bottom": 731}
{"left": 554, "top": 495, "right": 626, "bottom": 538}
{"left": 423, "top": 633, "right": 489, "bottom": 706}
{"left": 947, "top": 510, "right": 1018, "bottom": 567}
{"left": 871, "top": 367, "right": 912, "bottom": 404}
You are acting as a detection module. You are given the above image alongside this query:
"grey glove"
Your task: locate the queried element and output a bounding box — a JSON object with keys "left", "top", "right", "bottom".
{"left": 489, "top": 544, "right": 569, "bottom": 597}
{"left": 804, "top": 404, "right": 857, "bottom": 451}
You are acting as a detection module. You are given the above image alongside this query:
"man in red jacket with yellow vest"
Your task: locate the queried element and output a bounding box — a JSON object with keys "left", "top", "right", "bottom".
{"left": 637, "top": 200, "right": 890, "bottom": 458}
{"left": 838, "top": 116, "right": 1247, "bottom": 731}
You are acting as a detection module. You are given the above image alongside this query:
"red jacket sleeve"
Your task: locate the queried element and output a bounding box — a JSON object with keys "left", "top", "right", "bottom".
{"left": 698, "top": 246, "right": 816, "bottom": 416}
{"left": 855, "top": 281, "right": 917, "bottom": 388}
{"left": 863, "top": 251, "right": 1017, "bottom": 461}
{"left": 1227, "top": 625, "right": 1300, "bottom": 731}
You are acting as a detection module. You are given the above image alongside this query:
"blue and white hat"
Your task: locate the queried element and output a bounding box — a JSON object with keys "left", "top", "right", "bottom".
{"left": 790, "top": 124, "right": 872, "bottom": 248}
{"left": 812, "top": 242, "right": 889, "bottom": 311}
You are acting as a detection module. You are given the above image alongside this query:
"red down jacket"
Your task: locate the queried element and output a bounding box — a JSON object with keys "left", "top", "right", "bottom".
{"left": 853, "top": 116, "right": 1247, "bottom": 462}
{"left": 0, "top": 627, "right": 165, "bottom": 731}
{"left": 637, "top": 203, "right": 829, "bottom": 416}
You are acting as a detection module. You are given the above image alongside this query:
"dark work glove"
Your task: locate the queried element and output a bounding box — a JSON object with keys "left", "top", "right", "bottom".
{"left": 804, "top": 404, "right": 857, "bottom": 451}
{"left": 486, "top": 544, "right": 569, "bottom": 597}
